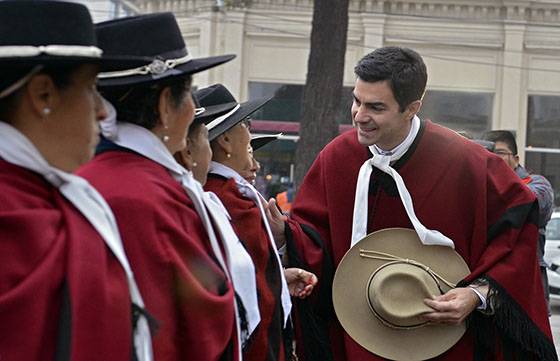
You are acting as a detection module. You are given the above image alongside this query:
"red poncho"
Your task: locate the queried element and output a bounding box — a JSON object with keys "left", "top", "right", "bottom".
{"left": 205, "top": 175, "right": 287, "bottom": 361}
{"left": 287, "top": 121, "right": 556, "bottom": 361}
{"left": 0, "top": 160, "right": 133, "bottom": 360}
{"left": 79, "top": 149, "right": 237, "bottom": 361}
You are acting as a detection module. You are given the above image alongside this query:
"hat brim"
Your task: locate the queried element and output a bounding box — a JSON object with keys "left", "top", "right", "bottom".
{"left": 208, "top": 96, "right": 272, "bottom": 142}
{"left": 194, "top": 101, "right": 238, "bottom": 125}
{"left": 251, "top": 133, "right": 282, "bottom": 151}
{"left": 97, "top": 54, "right": 236, "bottom": 88}
{"left": 0, "top": 55, "right": 153, "bottom": 72}
{"left": 332, "top": 228, "right": 470, "bottom": 361}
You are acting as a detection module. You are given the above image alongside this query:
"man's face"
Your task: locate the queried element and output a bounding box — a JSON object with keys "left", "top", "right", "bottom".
{"left": 351, "top": 78, "right": 416, "bottom": 150}
{"left": 494, "top": 141, "right": 519, "bottom": 170}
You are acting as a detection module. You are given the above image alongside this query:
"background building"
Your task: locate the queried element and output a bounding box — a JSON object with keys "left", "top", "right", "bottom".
{"left": 89, "top": 0, "right": 560, "bottom": 202}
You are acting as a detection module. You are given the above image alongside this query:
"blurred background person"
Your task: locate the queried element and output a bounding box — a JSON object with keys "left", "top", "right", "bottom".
{"left": 484, "top": 130, "right": 555, "bottom": 312}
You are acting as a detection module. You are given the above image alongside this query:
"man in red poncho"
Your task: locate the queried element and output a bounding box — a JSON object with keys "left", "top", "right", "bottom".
{"left": 271, "top": 47, "right": 556, "bottom": 361}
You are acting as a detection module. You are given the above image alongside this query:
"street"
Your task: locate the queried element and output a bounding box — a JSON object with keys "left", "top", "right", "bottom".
{"left": 550, "top": 299, "right": 560, "bottom": 356}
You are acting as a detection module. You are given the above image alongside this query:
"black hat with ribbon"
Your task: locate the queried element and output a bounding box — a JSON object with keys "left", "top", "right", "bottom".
{"left": 0, "top": 0, "right": 151, "bottom": 71}
{"left": 193, "top": 83, "right": 272, "bottom": 142}
{"left": 95, "top": 13, "right": 236, "bottom": 88}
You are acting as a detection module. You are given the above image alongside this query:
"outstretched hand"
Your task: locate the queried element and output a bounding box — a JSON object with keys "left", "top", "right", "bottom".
{"left": 422, "top": 287, "right": 480, "bottom": 324}
{"left": 284, "top": 268, "right": 317, "bottom": 299}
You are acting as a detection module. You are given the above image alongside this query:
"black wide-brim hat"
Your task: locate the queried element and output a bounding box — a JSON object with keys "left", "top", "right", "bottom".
{"left": 95, "top": 13, "right": 236, "bottom": 88}
{"left": 194, "top": 84, "right": 272, "bottom": 142}
{"left": 0, "top": 0, "right": 151, "bottom": 71}
{"left": 251, "top": 133, "right": 282, "bottom": 151}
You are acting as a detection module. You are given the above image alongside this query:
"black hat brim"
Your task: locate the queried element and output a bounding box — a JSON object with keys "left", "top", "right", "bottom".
{"left": 97, "top": 54, "right": 236, "bottom": 88}
{"left": 251, "top": 134, "right": 282, "bottom": 151}
{"left": 208, "top": 96, "right": 272, "bottom": 142}
{"left": 0, "top": 55, "right": 153, "bottom": 72}
{"left": 193, "top": 101, "right": 238, "bottom": 125}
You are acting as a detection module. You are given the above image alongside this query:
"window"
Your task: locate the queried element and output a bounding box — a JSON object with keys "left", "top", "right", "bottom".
{"left": 546, "top": 217, "right": 560, "bottom": 240}
{"left": 527, "top": 95, "right": 560, "bottom": 149}
{"left": 248, "top": 81, "right": 353, "bottom": 124}
{"left": 419, "top": 90, "right": 493, "bottom": 138}
{"left": 526, "top": 95, "right": 560, "bottom": 206}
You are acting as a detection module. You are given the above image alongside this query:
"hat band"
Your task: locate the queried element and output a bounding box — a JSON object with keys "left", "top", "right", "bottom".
{"left": 98, "top": 54, "right": 193, "bottom": 79}
{"left": 206, "top": 103, "right": 241, "bottom": 131}
{"left": 0, "top": 65, "right": 43, "bottom": 99}
{"left": 0, "top": 45, "right": 102, "bottom": 58}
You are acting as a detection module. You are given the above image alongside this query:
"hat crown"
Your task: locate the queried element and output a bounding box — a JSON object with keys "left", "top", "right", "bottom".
{"left": 96, "top": 13, "right": 187, "bottom": 59}
{"left": 0, "top": 1, "right": 96, "bottom": 47}
{"left": 367, "top": 263, "right": 440, "bottom": 328}
{"left": 195, "top": 84, "right": 238, "bottom": 108}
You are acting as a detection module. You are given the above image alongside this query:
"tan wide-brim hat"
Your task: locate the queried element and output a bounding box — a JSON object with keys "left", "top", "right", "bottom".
{"left": 333, "top": 228, "right": 470, "bottom": 361}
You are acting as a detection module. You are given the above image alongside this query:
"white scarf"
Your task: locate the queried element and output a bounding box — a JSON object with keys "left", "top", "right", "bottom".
{"left": 351, "top": 116, "right": 455, "bottom": 248}
{"left": 0, "top": 122, "right": 153, "bottom": 361}
{"left": 103, "top": 121, "right": 260, "bottom": 352}
{"left": 202, "top": 191, "right": 261, "bottom": 341}
{"left": 209, "top": 161, "right": 292, "bottom": 326}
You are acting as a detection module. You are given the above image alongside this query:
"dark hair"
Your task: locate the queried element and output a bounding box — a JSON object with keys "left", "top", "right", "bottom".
{"left": 354, "top": 47, "right": 427, "bottom": 112}
{"left": 0, "top": 64, "right": 82, "bottom": 119}
{"left": 101, "top": 75, "right": 192, "bottom": 130}
{"left": 482, "top": 130, "right": 518, "bottom": 155}
{"left": 187, "top": 121, "right": 205, "bottom": 140}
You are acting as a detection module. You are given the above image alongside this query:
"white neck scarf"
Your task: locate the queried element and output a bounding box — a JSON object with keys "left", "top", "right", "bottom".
{"left": 209, "top": 161, "right": 292, "bottom": 326}
{"left": 105, "top": 122, "right": 260, "bottom": 352}
{"left": 351, "top": 116, "right": 455, "bottom": 249}
{"left": 0, "top": 122, "right": 153, "bottom": 361}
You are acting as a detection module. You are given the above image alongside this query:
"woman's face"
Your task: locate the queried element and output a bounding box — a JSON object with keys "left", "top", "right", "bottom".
{"left": 50, "top": 64, "right": 106, "bottom": 171}
{"left": 239, "top": 147, "right": 260, "bottom": 184}
{"left": 223, "top": 120, "right": 253, "bottom": 174}
{"left": 165, "top": 84, "right": 195, "bottom": 154}
{"left": 187, "top": 122, "right": 212, "bottom": 185}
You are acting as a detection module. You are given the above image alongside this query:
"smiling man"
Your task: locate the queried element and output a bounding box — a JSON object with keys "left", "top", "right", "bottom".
{"left": 280, "top": 47, "right": 556, "bottom": 361}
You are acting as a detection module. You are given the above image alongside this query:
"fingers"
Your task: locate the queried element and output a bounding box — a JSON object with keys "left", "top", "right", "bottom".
{"left": 284, "top": 268, "right": 318, "bottom": 298}
{"left": 421, "top": 311, "right": 465, "bottom": 325}
{"left": 421, "top": 288, "right": 479, "bottom": 324}
{"left": 268, "top": 198, "right": 287, "bottom": 221}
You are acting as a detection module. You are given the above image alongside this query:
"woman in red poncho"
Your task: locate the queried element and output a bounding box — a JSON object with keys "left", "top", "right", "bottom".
{"left": 196, "top": 84, "right": 317, "bottom": 361}
{"left": 0, "top": 1, "right": 154, "bottom": 360}
{"left": 78, "top": 13, "right": 240, "bottom": 361}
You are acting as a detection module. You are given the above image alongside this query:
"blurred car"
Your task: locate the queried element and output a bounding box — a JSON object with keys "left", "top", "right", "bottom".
{"left": 544, "top": 212, "right": 560, "bottom": 300}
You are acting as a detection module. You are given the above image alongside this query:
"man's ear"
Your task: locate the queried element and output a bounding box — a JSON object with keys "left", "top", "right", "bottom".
{"left": 25, "top": 74, "right": 60, "bottom": 117}
{"left": 405, "top": 99, "right": 422, "bottom": 119}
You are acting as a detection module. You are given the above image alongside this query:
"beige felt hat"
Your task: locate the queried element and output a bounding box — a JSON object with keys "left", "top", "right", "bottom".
{"left": 332, "top": 228, "right": 470, "bottom": 361}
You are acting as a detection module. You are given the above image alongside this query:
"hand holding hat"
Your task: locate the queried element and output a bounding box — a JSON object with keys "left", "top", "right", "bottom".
{"left": 422, "top": 287, "right": 482, "bottom": 324}
{"left": 333, "top": 228, "right": 471, "bottom": 361}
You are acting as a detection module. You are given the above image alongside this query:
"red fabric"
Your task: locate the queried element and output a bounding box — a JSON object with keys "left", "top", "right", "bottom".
{"left": 205, "top": 176, "right": 286, "bottom": 361}
{"left": 289, "top": 121, "right": 552, "bottom": 361}
{"left": 0, "top": 160, "right": 132, "bottom": 361}
{"left": 78, "top": 151, "right": 237, "bottom": 361}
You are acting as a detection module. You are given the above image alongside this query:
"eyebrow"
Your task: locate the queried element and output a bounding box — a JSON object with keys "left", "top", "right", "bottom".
{"left": 352, "top": 93, "right": 386, "bottom": 108}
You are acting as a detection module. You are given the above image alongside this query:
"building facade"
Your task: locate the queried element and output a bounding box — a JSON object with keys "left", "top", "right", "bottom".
{"left": 128, "top": 0, "right": 560, "bottom": 202}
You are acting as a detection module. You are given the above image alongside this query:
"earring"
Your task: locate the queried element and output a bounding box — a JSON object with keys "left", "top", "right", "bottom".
{"left": 42, "top": 107, "right": 51, "bottom": 116}
{"left": 226, "top": 153, "right": 231, "bottom": 159}
{"left": 192, "top": 162, "right": 198, "bottom": 168}
{"left": 162, "top": 125, "right": 170, "bottom": 143}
